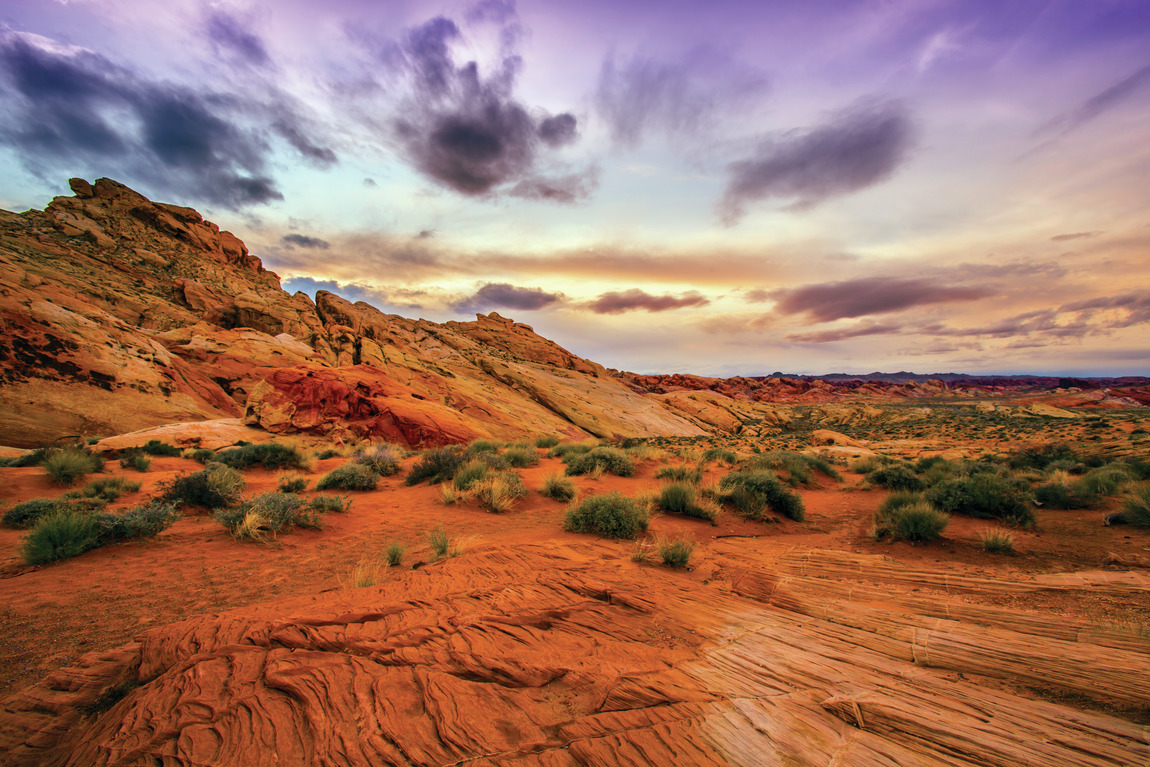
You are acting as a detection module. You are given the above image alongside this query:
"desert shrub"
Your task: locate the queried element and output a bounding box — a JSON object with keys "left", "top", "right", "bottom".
{"left": 44, "top": 449, "right": 102, "bottom": 486}
{"left": 472, "top": 472, "right": 528, "bottom": 513}
{"left": 657, "top": 482, "right": 717, "bottom": 524}
{"left": 873, "top": 499, "right": 949, "bottom": 542}
{"left": 141, "top": 440, "right": 180, "bottom": 457}
{"left": 309, "top": 494, "right": 351, "bottom": 513}
{"left": 3, "top": 497, "right": 104, "bottom": 529}
{"left": 701, "top": 448, "right": 738, "bottom": 465}
{"left": 3, "top": 447, "right": 53, "bottom": 468}
{"left": 1034, "top": 482, "right": 1090, "bottom": 509}
{"left": 877, "top": 491, "right": 926, "bottom": 517}
{"left": 453, "top": 460, "right": 490, "bottom": 491}
{"left": 96, "top": 501, "right": 182, "bottom": 543}
{"left": 503, "top": 446, "right": 539, "bottom": 468}
{"left": 1074, "top": 465, "right": 1133, "bottom": 499}
{"left": 184, "top": 448, "right": 215, "bottom": 464}
{"left": 316, "top": 463, "right": 379, "bottom": 491}
{"left": 214, "top": 442, "right": 306, "bottom": 471}
{"left": 926, "top": 474, "right": 1033, "bottom": 526}
{"left": 657, "top": 535, "right": 695, "bottom": 568}
{"left": 547, "top": 442, "right": 593, "bottom": 460}
{"left": 540, "top": 473, "right": 577, "bottom": 502}
{"left": 656, "top": 464, "right": 702, "bottom": 483}
{"left": 386, "top": 542, "right": 405, "bottom": 566}
{"left": 867, "top": 464, "right": 924, "bottom": 492}
{"left": 1008, "top": 442, "right": 1079, "bottom": 471}
{"left": 354, "top": 445, "right": 402, "bottom": 477}
{"left": 563, "top": 492, "right": 649, "bottom": 539}
{"left": 564, "top": 447, "right": 635, "bottom": 478}
{"left": 851, "top": 456, "right": 889, "bottom": 474}
{"left": 64, "top": 477, "right": 141, "bottom": 502}
{"left": 718, "top": 470, "right": 805, "bottom": 522}
{"left": 315, "top": 448, "right": 344, "bottom": 460}
{"left": 440, "top": 484, "right": 460, "bottom": 505}
{"left": 277, "top": 472, "right": 309, "bottom": 493}
{"left": 426, "top": 523, "right": 456, "bottom": 559}
{"left": 215, "top": 492, "right": 323, "bottom": 540}
{"left": 1046, "top": 458, "right": 1087, "bottom": 475}
{"left": 534, "top": 435, "right": 561, "bottom": 449}
{"left": 22, "top": 511, "right": 100, "bottom": 564}
{"left": 979, "top": 527, "right": 1015, "bottom": 553}
{"left": 1121, "top": 459, "right": 1150, "bottom": 481}
{"left": 466, "top": 439, "right": 502, "bottom": 455}
{"left": 405, "top": 447, "right": 465, "bottom": 486}
{"left": 1122, "top": 486, "right": 1150, "bottom": 528}
{"left": 163, "top": 464, "right": 245, "bottom": 509}
{"left": 751, "top": 452, "right": 842, "bottom": 485}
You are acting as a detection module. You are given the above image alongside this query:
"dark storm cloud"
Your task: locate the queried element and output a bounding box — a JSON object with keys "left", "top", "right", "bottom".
{"left": 389, "top": 14, "right": 591, "bottom": 201}
{"left": 786, "top": 321, "right": 902, "bottom": 344}
{"left": 0, "top": 33, "right": 335, "bottom": 208}
{"left": 281, "top": 233, "right": 331, "bottom": 249}
{"left": 595, "top": 49, "right": 768, "bottom": 148}
{"left": 587, "top": 289, "right": 709, "bottom": 315}
{"left": 273, "top": 119, "right": 338, "bottom": 165}
{"left": 451, "top": 282, "right": 563, "bottom": 313}
{"left": 720, "top": 100, "right": 914, "bottom": 222}
{"left": 1050, "top": 230, "right": 1103, "bottom": 242}
{"left": 771, "top": 277, "right": 991, "bottom": 322}
{"left": 206, "top": 12, "right": 270, "bottom": 67}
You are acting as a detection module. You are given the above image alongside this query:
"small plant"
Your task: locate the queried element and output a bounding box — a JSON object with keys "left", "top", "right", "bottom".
{"left": 1123, "top": 485, "right": 1150, "bottom": 529}
{"left": 309, "top": 494, "right": 351, "bottom": 513}
{"left": 354, "top": 444, "right": 403, "bottom": 477}
{"left": 405, "top": 447, "right": 465, "bottom": 486}
{"left": 472, "top": 472, "right": 528, "bottom": 513}
{"left": 440, "top": 484, "right": 460, "bottom": 504}
{"left": 564, "top": 447, "right": 635, "bottom": 478}
{"left": 718, "top": 470, "right": 805, "bottom": 522}
{"left": 346, "top": 559, "right": 385, "bottom": 588}
{"left": 466, "top": 439, "right": 502, "bottom": 454}
{"left": 120, "top": 453, "right": 151, "bottom": 472}
{"left": 426, "top": 523, "right": 454, "bottom": 559}
{"left": 656, "top": 464, "right": 703, "bottom": 483}
{"left": 503, "top": 446, "right": 539, "bottom": 468}
{"left": 386, "top": 542, "right": 406, "bottom": 566}
{"left": 277, "top": 472, "right": 309, "bottom": 493}
{"left": 184, "top": 448, "right": 215, "bottom": 464}
{"left": 657, "top": 482, "right": 717, "bottom": 524}
{"left": 1074, "top": 465, "right": 1133, "bottom": 500}
{"left": 979, "top": 527, "right": 1015, "bottom": 553}
{"left": 534, "top": 435, "right": 561, "bottom": 449}
{"left": 547, "top": 442, "right": 593, "bottom": 459}
{"left": 315, "top": 448, "right": 344, "bottom": 460}
{"left": 22, "top": 511, "right": 99, "bottom": 564}
{"left": 867, "top": 464, "right": 924, "bottom": 491}
{"left": 63, "top": 476, "right": 141, "bottom": 503}
{"left": 215, "top": 492, "right": 324, "bottom": 540}
{"left": 141, "top": 440, "right": 181, "bottom": 456}
{"left": 453, "top": 460, "right": 490, "bottom": 491}
{"left": 926, "top": 473, "right": 1033, "bottom": 527}
{"left": 213, "top": 442, "right": 307, "bottom": 471}
{"left": 3, "top": 498, "right": 105, "bottom": 529}
{"left": 873, "top": 499, "right": 949, "bottom": 542}
{"left": 316, "top": 463, "right": 379, "bottom": 491}
{"left": 657, "top": 535, "right": 695, "bottom": 568}
{"left": 44, "top": 449, "right": 102, "bottom": 486}
{"left": 162, "top": 464, "right": 245, "bottom": 509}
{"left": 540, "top": 473, "right": 576, "bottom": 502}
{"left": 631, "top": 540, "right": 652, "bottom": 563}
{"left": 563, "top": 492, "right": 649, "bottom": 539}
{"left": 97, "top": 501, "right": 182, "bottom": 542}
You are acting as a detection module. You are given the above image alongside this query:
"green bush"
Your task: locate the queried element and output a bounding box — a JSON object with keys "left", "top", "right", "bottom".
{"left": 277, "top": 473, "right": 309, "bottom": 493}
{"left": 657, "top": 535, "right": 694, "bottom": 568}
{"left": 656, "top": 464, "right": 702, "bottom": 483}
{"left": 472, "top": 471, "right": 529, "bottom": 513}
{"left": 3, "top": 497, "right": 104, "bottom": 529}
{"left": 718, "top": 470, "right": 805, "bottom": 521}
{"left": 1122, "top": 485, "right": 1150, "bottom": 528}
{"left": 534, "top": 435, "right": 561, "bottom": 449}
{"left": 354, "top": 445, "right": 402, "bottom": 477}
{"left": 466, "top": 439, "right": 503, "bottom": 454}
{"left": 97, "top": 501, "right": 182, "bottom": 542}
{"left": 453, "top": 460, "right": 490, "bottom": 491}
{"left": 503, "top": 447, "right": 539, "bottom": 468}
{"left": 162, "top": 464, "right": 245, "bottom": 508}
{"left": 141, "top": 440, "right": 181, "bottom": 457}
{"left": 873, "top": 500, "right": 949, "bottom": 542}
{"left": 926, "top": 473, "right": 1033, "bottom": 526}
{"left": 540, "top": 473, "right": 576, "bottom": 502}
{"left": 701, "top": 448, "right": 738, "bottom": 465}
{"left": 564, "top": 492, "right": 649, "bottom": 539}
{"left": 64, "top": 477, "right": 141, "bottom": 503}
{"left": 1008, "top": 442, "right": 1079, "bottom": 471}
{"left": 120, "top": 453, "right": 151, "bottom": 472}
{"left": 386, "top": 542, "right": 405, "bottom": 566}
{"left": 215, "top": 492, "right": 324, "bottom": 539}
{"left": 657, "top": 482, "right": 716, "bottom": 523}
{"left": 979, "top": 527, "right": 1015, "bottom": 553}
{"left": 309, "top": 494, "right": 351, "bottom": 513}
{"left": 547, "top": 442, "right": 593, "bottom": 459}
{"left": 564, "top": 447, "right": 635, "bottom": 477}
{"left": 1034, "top": 482, "right": 1090, "bottom": 509}
{"left": 315, "top": 448, "right": 343, "bottom": 460}
{"left": 405, "top": 446, "right": 465, "bottom": 486}
{"left": 44, "top": 449, "right": 102, "bottom": 486}
{"left": 3, "top": 447, "right": 53, "bottom": 468}
{"left": 316, "top": 463, "right": 379, "bottom": 491}
{"left": 213, "top": 442, "right": 307, "bottom": 471}
{"left": 22, "top": 511, "right": 100, "bottom": 564}
{"left": 1074, "top": 465, "right": 1133, "bottom": 500}
{"left": 868, "top": 464, "right": 924, "bottom": 491}
{"left": 742, "top": 451, "right": 840, "bottom": 486}
{"left": 426, "top": 523, "right": 454, "bottom": 559}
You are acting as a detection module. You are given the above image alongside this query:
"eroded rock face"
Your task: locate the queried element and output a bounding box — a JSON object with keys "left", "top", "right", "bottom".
{"left": 1, "top": 541, "right": 1146, "bottom": 766}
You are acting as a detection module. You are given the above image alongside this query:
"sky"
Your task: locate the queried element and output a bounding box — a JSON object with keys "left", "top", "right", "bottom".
{"left": 1, "top": 0, "right": 1148, "bottom": 377}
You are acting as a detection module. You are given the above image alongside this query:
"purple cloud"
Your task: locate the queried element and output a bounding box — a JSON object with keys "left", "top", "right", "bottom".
{"left": 787, "top": 320, "right": 902, "bottom": 343}
{"left": 206, "top": 12, "right": 270, "bottom": 67}
{"left": 281, "top": 233, "right": 330, "bottom": 249}
{"left": 772, "top": 276, "right": 990, "bottom": 322}
{"left": 452, "top": 282, "right": 563, "bottom": 313}
{"left": 587, "top": 289, "right": 709, "bottom": 314}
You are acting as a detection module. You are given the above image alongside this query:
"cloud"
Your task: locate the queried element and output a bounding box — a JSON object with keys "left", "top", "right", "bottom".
{"left": 921, "top": 290, "right": 1150, "bottom": 341}
{"left": 595, "top": 49, "right": 768, "bottom": 148}
{"left": 282, "top": 277, "right": 427, "bottom": 312}
{"left": 389, "top": 14, "right": 593, "bottom": 201}
{"left": 0, "top": 32, "right": 335, "bottom": 208}
{"left": 586, "top": 289, "right": 709, "bottom": 314}
{"left": 1037, "top": 63, "right": 1150, "bottom": 140}
{"left": 787, "top": 320, "right": 902, "bottom": 343}
{"left": 719, "top": 99, "right": 914, "bottom": 222}
{"left": 1050, "top": 230, "right": 1103, "bottom": 242}
{"left": 206, "top": 12, "right": 270, "bottom": 67}
{"left": 281, "top": 233, "right": 331, "bottom": 249}
{"left": 772, "top": 276, "right": 991, "bottom": 322}
{"left": 451, "top": 282, "right": 563, "bottom": 313}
